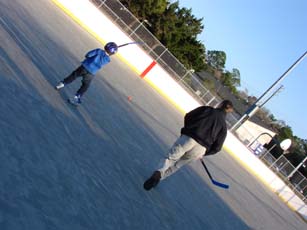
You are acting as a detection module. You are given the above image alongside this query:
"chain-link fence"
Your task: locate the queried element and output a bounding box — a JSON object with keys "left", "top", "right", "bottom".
{"left": 89, "top": 0, "right": 241, "bottom": 128}
{"left": 89, "top": 2, "right": 220, "bottom": 102}
{"left": 88, "top": 0, "right": 307, "bottom": 203}
{"left": 256, "top": 149, "right": 307, "bottom": 202}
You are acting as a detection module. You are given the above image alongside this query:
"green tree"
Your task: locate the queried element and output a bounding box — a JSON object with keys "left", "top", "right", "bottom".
{"left": 206, "top": 50, "right": 226, "bottom": 70}
{"left": 277, "top": 125, "right": 293, "bottom": 141}
{"left": 220, "top": 69, "right": 240, "bottom": 94}
{"left": 269, "top": 114, "right": 277, "bottom": 122}
{"left": 120, "top": 0, "right": 167, "bottom": 19}
{"left": 202, "top": 79, "right": 215, "bottom": 92}
{"left": 231, "top": 68, "right": 241, "bottom": 87}
{"left": 120, "top": 0, "right": 206, "bottom": 71}
{"left": 155, "top": 2, "right": 206, "bottom": 70}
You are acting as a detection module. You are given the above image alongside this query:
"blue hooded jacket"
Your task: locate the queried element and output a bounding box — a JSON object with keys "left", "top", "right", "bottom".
{"left": 81, "top": 49, "right": 110, "bottom": 75}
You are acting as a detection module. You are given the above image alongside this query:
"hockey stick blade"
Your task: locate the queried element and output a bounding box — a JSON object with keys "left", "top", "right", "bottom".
{"left": 118, "top": 41, "right": 144, "bottom": 48}
{"left": 200, "top": 159, "right": 229, "bottom": 189}
{"left": 211, "top": 179, "right": 229, "bottom": 189}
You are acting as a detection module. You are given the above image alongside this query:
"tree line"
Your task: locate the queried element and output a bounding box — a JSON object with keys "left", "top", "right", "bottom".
{"left": 119, "top": 0, "right": 307, "bottom": 177}
{"left": 120, "top": 0, "right": 240, "bottom": 90}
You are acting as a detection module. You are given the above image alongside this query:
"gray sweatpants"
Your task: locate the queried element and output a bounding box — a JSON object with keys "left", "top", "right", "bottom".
{"left": 158, "top": 135, "right": 206, "bottom": 180}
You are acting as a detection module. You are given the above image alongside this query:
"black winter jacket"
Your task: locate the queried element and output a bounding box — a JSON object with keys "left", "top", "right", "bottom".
{"left": 181, "top": 106, "right": 227, "bottom": 156}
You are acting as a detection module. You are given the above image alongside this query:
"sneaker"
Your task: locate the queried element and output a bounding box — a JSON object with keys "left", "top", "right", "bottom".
{"left": 143, "top": 171, "right": 161, "bottom": 191}
{"left": 73, "top": 95, "right": 81, "bottom": 104}
{"left": 55, "top": 82, "right": 64, "bottom": 90}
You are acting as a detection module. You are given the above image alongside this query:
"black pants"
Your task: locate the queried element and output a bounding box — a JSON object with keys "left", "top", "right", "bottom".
{"left": 63, "top": 65, "right": 94, "bottom": 96}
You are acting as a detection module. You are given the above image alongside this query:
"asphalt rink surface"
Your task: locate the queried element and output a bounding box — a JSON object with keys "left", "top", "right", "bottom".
{"left": 0, "top": 0, "right": 306, "bottom": 229}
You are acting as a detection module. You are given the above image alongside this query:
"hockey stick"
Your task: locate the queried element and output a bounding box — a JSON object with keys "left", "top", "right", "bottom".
{"left": 200, "top": 159, "right": 229, "bottom": 189}
{"left": 118, "top": 41, "right": 144, "bottom": 48}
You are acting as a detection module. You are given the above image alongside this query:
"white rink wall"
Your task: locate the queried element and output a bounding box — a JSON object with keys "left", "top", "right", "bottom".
{"left": 51, "top": 0, "right": 153, "bottom": 74}
{"left": 224, "top": 132, "right": 307, "bottom": 219}
{"left": 144, "top": 65, "right": 202, "bottom": 112}
{"left": 51, "top": 0, "right": 307, "bottom": 219}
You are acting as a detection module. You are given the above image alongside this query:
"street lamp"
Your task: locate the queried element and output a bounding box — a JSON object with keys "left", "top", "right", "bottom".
{"left": 258, "top": 85, "right": 284, "bottom": 108}
{"left": 142, "top": 19, "right": 152, "bottom": 27}
{"left": 180, "top": 69, "right": 195, "bottom": 81}
{"left": 231, "top": 51, "right": 307, "bottom": 131}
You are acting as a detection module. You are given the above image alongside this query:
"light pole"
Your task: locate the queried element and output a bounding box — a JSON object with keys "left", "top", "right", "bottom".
{"left": 258, "top": 85, "right": 284, "bottom": 108}
{"left": 179, "top": 69, "right": 195, "bottom": 82}
{"left": 231, "top": 51, "right": 307, "bottom": 131}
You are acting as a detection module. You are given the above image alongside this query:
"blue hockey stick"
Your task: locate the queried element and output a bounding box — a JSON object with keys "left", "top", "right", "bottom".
{"left": 200, "top": 159, "right": 229, "bottom": 189}
{"left": 118, "top": 41, "right": 144, "bottom": 48}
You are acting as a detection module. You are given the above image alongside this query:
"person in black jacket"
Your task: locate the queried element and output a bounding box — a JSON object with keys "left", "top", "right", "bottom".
{"left": 143, "top": 100, "right": 233, "bottom": 190}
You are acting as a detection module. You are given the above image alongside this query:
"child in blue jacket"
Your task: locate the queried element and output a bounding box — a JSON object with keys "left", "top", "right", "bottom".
{"left": 55, "top": 42, "right": 118, "bottom": 104}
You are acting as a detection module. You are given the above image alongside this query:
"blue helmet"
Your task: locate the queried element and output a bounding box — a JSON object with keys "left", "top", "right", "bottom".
{"left": 104, "top": 42, "right": 118, "bottom": 55}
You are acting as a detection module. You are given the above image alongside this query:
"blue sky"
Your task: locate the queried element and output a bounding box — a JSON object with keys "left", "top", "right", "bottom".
{"left": 179, "top": 0, "right": 307, "bottom": 139}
